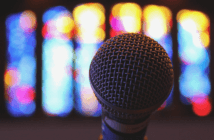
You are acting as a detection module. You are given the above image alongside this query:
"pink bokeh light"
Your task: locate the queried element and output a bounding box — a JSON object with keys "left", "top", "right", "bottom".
{"left": 16, "top": 86, "right": 35, "bottom": 104}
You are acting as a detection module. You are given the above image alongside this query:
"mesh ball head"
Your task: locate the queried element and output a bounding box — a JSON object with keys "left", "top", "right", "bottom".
{"left": 89, "top": 33, "right": 174, "bottom": 120}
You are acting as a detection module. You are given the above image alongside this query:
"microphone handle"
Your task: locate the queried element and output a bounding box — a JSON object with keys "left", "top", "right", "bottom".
{"left": 100, "top": 116, "right": 148, "bottom": 140}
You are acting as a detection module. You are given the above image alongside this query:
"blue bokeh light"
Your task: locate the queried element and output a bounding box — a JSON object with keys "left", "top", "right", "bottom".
{"left": 178, "top": 15, "right": 211, "bottom": 110}
{"left": 75, "top": 43, "right": 102, "bottom": 117}
{"left": 179, "top": 65, "right": 210, "bottom": 98}
{"left": 42, "top": 6, "right": 68, "bottom": 23}
{"left": 5, "top": 11, "right": 37, "bottom": 117}
{"left": 42, "top": 6, "right": 74, "bottom": 117}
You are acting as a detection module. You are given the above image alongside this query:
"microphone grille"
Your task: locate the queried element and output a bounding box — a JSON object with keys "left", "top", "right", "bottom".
{"left": 89, "top": 33, "right": 173, "bottom": 117}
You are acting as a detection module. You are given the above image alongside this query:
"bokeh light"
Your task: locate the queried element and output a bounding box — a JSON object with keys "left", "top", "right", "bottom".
{"left": 42, "top": 6, "right": 74, "bottom": 40}
{"left": 74, "top": 42, "right": 102, "bottom": 117}
{"left": 73, "top": 3, "right": 104, "bottom": 117}
{"left": 177, "top": 10, "right": 209, "bottom": 32}
{"left": 5, "top": 10, "right": 37, "bottom": 117}
{"left": 142, "top": 5, "right": 173, "bottom": 110}
{"left": 4, "top": 68, "right": 20, "bottom": 86}
{"left": 19, "top": 10, "right": 37, "bottom": 32}
{"left": 142, "top": 5, "right": 172, "bottom": 40}
{"left": 16, "top": 86, "right": 35, "bottom": 104}
{"left": 56, "top": 15, "right": 74, "bottom": 33}
{"left": 178, "top": 9, "right": 211, "bottom": 116}
{"left": 179, "top": 66, "right": 211, "bottom": 98}
{"left": 192, "top": 95, "right": 212, "bottom": 117}
{"left": 73, "top": 3, "right": 105, "bottom": 43}
{"left": 42, "top": 6, "right": 74, "bottom": 117}
{"left": 80, "top": 87, "right": 99, "bottom": 116}
{"left": 110, "top": 3, "right": 141, "bottom": 37}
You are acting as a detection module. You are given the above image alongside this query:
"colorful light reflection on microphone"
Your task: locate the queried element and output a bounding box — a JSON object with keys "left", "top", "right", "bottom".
{"left": 177, "top": 10, "right": 211, "bottom": 116}
{"left": 142, "top": 5, "right": 173, "bottom": 110}
{"left": 110, "top": 3, "right": 142, "bottom": 37}
{"left": 5, "top": 10, "right": 37, "bottom": 117}
{"left": 73, "top": 3, "right": 104, "bottom": 117}
{"left": 42, "top": 6, "right": 74, "bottom": 117}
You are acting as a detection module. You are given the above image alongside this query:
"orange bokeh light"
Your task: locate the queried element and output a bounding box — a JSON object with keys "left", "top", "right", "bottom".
{"left": 19, "top": 10, "right": 37, "bottom": 32}
{"left": 4, "top": 68, "right": 20, "bottom": 86}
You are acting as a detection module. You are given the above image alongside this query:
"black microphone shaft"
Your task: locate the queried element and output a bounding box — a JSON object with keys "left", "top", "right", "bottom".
{"left": 101, "top": 110, "right": 150, "bottom": 140}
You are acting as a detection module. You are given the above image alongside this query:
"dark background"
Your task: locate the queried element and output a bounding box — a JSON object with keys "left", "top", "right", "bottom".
{"left": 0, "top": 0, "right": 214, "bottom": 139}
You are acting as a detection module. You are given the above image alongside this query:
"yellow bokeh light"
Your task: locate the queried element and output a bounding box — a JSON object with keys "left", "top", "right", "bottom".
{"left": 73, "top": 4, "right": 87, "bottom": 20}
{"left": 112, "top": 3, "right": 123, "bottom": 17}
{"left": 4, "top": 69, "right": 20, "bottom": 86}
{"left": 143, "top": 5, "right": 165, "bottom": 21}
{"left": 20, "top": 10, "right": 37, "bottom": 31}
{"left": 146, "top": 18, "right": 167, "bottom": 39}
{"left": 119, "top": 3, "right": 142, "bottom": 18}
{"left": 176, "top": 9, "right": 190, "bottom": 21}
{"left": 76, "top": 27, "right": 105, "bottom": 43}
{"left": 89, "top": 3, "right": 105, "bottom": 13}
{"left": 95, "top": 27, "right": 105, "bottom": 41}
{"left": 178, "top": 9, "right": 210, "bottom": 48}
{"left": 143, "top": 5, "right": 171, "bottom": 39}
{"left": 192, "top": 11, "right": 209, "bottom": 31}
{"left": 56, "top": 15, "right": 74, "bottom": 33}
{"left": 121, "top": 16, "right": 141, "bottom": 33}
{"left": 200, "top": 31, "right": 210, "bottom": 47}
{"left": 180, "top": 18, "right": 197, "bottom": 33}
{"left": 111, "top": 3, "right": 142, "bottom": 33}
{"left": 160, "top": 6, "right": 172, "bottom": 21}
{"left": 178, "top": 10, "right": 209, "bottom": 31}
{"left": 73, "top": 3, "right": 105, "bottom": 43}
{"left": 73, "top": 4, "right": 105, "bottom": 29}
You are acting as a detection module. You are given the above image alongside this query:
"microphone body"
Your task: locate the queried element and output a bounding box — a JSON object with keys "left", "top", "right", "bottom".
{"left": 89, "top": 33, "right": 174, "bottom": 140}
{"left": 101, "top": 110, "right": 149, "bottom": 140}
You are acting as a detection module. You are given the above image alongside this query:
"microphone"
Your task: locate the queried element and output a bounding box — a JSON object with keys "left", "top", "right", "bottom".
{"left": 89, "top": 33, "right": 174, "bottom": 140}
